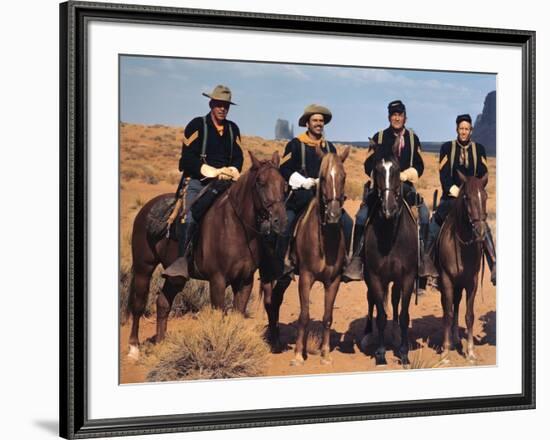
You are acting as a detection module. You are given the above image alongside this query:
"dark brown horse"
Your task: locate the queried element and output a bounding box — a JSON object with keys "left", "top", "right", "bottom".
{"left": 126, "top": 151, "right": 287, "bottom": 359}
{"left": 289, "top": 146, "right": 350, "bottom": 366}
{"left": 436, "top": 170, "right": 488, "bottom": 362}
{"left": 361, "top": 152, "right": 418, "bottom": 366}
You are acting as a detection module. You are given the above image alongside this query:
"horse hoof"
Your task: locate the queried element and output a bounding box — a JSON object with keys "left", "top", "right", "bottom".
{"left": 320, "top": 356, "right": 333, "bottom": 366}
{"left": 128, "top": 345, "right": 140, "bottom": 361}
{"left": 375, "top": 351, "right": 387, "bottom": 366}
{"left": 290, "top": 356, "right": 305, "bottom": 367}
{"left": 466, "top": 352, "right": 477, "bottom": 363}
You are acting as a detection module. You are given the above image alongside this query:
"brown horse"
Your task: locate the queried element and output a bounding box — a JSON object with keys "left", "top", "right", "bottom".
{"left": 289, "top": 146, "right": 350, "bottom": 366}
{"left": 361, "top": 152, "right": 418, "bottom": 366}
{"left": 126, "top": 151, "right": 287, "bottom": 359}
{"left": 436, "top": 170, "right": 488, "bottom": 362}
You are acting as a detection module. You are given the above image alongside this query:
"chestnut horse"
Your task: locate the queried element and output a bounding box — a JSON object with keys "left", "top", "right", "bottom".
{"left": 436, "top": 170, "right": 488, "bottom": 361}
{"left": 126, "top": 151, "right": 287, "bottom": 359}
{"left": 289, "top": 146, "right": 350, "bottom": 366}
{"left": 362, "top": 151, "right": 418, "bottom": 366}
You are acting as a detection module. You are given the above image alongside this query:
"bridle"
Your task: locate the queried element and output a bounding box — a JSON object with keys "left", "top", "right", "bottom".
{"left": 456, "top": 188, "right": 487, "bottom": 246}
{"left": 375, "top": 161, "right": 403, "bottom": 219}
{"left": 229, "top": 162, "right": 285, "bottom": 236}
{"left": 317, "top": 170, "right": 346, "bottom": 227}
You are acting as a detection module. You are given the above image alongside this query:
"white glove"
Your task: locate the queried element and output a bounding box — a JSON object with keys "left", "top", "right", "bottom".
{"left": 449, "top": 185, "right": 460, "bottom": 198}
{"left": 399, "top": 167, "right": 419, "bottom": 184}
{"left": 302, "top": 177, "right": 317, "bottom": 190}
{"left": 289, "top": 172, "right": 308, "bottom": 190}
{"left": 200, "top": 164, "right": 221, "bottom": 178}
{"left": 226, "top": 166, "right": 240, "bottom": 181}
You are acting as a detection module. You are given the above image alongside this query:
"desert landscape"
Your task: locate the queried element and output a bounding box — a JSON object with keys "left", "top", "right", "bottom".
{"left": 119, "top": 122, "right": 497, "bottom": 383}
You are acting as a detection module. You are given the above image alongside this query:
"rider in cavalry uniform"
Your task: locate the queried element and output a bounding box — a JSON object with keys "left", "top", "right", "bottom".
{"left": 163, "top": 85, "right": 244, "bottom": 279}
{"left": 274, "top": 104, "right": 353, "bottom": 279}
{"left": 423, "top": 113, "right": 497, "bottom": 285}
{"left": 343, "top": 99, "right": 430, "bottom": 284}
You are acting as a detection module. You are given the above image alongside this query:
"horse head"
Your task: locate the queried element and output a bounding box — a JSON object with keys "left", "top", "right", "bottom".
{"left": 373, "top": 152, "right": 402, "bottom": 220}
{"left": 457, "top": 169, "right": 489, "bottom": 242}
{"left": 315, "top": 145, "right": 350, "bottom": 225}
{"left": 248, "top": 150, "right": 287, "bottom": 236}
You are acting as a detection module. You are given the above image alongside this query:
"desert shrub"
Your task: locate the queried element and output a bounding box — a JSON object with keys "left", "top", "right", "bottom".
{"left": 306, "top": 321, "right": 323, "bottom": 355}
{"left": 404, "top": 345, "right": 448, "bottom": 370}
{"left": 119, "top": 266, "right": 236, "bottom": 325}
{"left": 146, "top": 308, "right": 270, "bottom": 381}
{"left": 121, "top": 167, "right": 139, "bottom": 181}
{"left": 345, "top": 180, "right": 364, "bottom": 201}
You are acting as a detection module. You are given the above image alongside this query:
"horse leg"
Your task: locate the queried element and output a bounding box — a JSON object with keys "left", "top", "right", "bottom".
{"left": 209, "top": 274, "right": 227, "bottom": 311}
{"left": 360, "top": 293, "right": 376, "bottom": 352}
{"left": 398, "top": 276, "right": 415, "bottom": 366}
{"left": 439, "top": 273, "right": 454, "bottom": 362}
{"left": 263, "top": 276, "right": 291, "bottom": 352}
{"left": 391, "top": 282, "right": 401, "bottom": 348}
{"left": 320, "top": 276, "right": 340, "bottom": 365}
{"left": 156, "top": 279, "right": 183, "bottom": 343}
{"left": 232, "top": 277, "right": 254, "bottom": 315}
{"left": 291, "top": 272, "right": 314, "bottom": 366}
{"left": 369, "top": 279, "right": 387, "bottom": 366}
{"left": 465, "top": 278, "right": 479, "bottom": 362}
{"left": 127, "top": 267, "right": 154, "bottom": 360}
{"left": 452, "top": 286, "right": 463, "bottom": 353}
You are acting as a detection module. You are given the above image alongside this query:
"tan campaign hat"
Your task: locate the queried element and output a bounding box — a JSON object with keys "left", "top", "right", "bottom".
{"left": 202, "top": 85, "right": 236, "bottom": 105}
{"left": 298, "top": 104, "right": 332, "bottom": 127}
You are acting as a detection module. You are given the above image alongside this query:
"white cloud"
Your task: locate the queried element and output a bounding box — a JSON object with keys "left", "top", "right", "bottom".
{"left": 125, "top": 66, "right": 156, "bottom": 77}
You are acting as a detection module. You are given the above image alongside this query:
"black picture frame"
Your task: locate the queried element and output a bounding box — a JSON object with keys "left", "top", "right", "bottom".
{"left": 60, "top": 1, "right": 536, "bottom": 438}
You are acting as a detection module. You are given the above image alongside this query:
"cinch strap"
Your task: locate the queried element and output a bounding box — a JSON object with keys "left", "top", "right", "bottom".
{"left": 409, "top": 129, "right": 415, "bottom": 168}
{"left": 201, "top": 116, "right": 208, "bottom": 162}
{"left": 450, "top": 140, "right": 457, "bottom": 172}
{"left": 472, "top": 142, "right": 477, "bottom": 175}
{"left": 300, "top": 142, "right": 307, "bottom": 176}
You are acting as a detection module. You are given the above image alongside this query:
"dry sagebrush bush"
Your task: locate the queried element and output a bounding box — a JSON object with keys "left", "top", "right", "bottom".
{"left": 146, "top": 308, "right": 270, "bottom": 381}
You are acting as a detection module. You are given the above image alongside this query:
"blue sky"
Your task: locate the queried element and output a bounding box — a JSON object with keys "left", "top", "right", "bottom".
{"left": 120, "top": 55, "right": 495, "bottom": 142}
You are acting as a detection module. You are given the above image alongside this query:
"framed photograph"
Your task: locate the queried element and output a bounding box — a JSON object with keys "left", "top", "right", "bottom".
{"left": 60, "top": 1, "right": 535, "bottom": 438}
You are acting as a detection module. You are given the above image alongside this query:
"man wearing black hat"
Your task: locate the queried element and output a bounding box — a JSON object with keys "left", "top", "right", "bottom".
{"left": 343, "top": 99, "right": 429, "bottom": 283}
{"left": 423, "top": 114, "right": 497, "bottom": 285}
{"left": 163, "top": 85, "right": 244, "bottom": 280}
{"left": 272, "top": 104, "right": 353, "bottom": 278}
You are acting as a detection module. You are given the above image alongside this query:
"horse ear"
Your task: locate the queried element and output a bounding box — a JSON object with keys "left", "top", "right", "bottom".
{"left": 315, "top": 145, "right": 325, "bottom": 160}
{"left": 339, "top": 146, "right": 351, "bottom": 163}
{"left": 456, "top": 169, "right": 467, "bottom": 184}
{"left": 480, "top": 172, "right": 489, "bottom": 188}
{"left": 248, "top": 150, "right": 261, "bottom": 169}
{"left": 271, "top": 150, "right": 280, "bottom": 168}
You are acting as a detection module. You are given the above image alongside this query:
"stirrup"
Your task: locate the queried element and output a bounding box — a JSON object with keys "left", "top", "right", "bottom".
{"left": 341, "top": 256, "right": 363, "bottom": 282}
{"left": 162, "top": 256, "right": 190, "bottom": 280}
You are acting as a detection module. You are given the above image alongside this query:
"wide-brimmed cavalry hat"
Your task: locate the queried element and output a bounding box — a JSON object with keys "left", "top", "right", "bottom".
{"left": 202, "top": 85, "right": 236, "bottom": 105}
{"left": 456, "top": 113, "right": 472, "bottom": 125}
{"left": 298, "top": 104, "right": 332, "bottom": 127}
{"left": 388, "top": 99, "right": 406, "bottom": 115}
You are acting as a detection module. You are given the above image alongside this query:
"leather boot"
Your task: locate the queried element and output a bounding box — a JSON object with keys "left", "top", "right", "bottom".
{"left": 162, "top": 222, "right": 196, "bottom": 280}
{"left": 419, "top": 220, "right": 440, "bottom": 279}
{"left": 483, "top": 225, "right": 497, "bottom": 286}
{"left": 342, "top": 224, "right": 365, "bottom": 282}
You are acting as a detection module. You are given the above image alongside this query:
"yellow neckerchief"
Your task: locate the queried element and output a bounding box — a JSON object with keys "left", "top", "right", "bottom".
{"left": 297, "top": 131, "right": 326, "bottom": 148}
{"left": 211, "top": 114, "right": 225, "bottom": 136}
